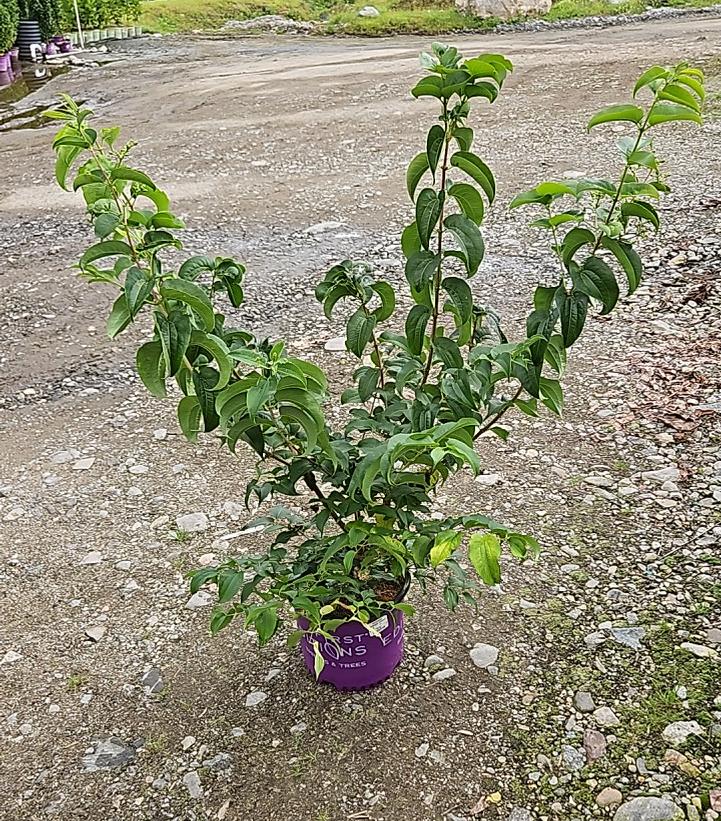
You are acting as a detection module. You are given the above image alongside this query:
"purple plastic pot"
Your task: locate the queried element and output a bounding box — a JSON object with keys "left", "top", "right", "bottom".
{"left": 299, "top": 610, "right": 405, "bottom": 689}
{"left": 0, "top": 54, "right": 9, "bottom": 72}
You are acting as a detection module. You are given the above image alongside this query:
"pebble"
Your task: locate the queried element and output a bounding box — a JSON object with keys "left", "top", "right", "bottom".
{"left": 141, "top": 668, "right": 164, "bottom": 694}
{"left": 707, "top": 628, "right": 721, "bottom": 645}
{"left": 1, "top": 650, "right": 22, "bottom": 665}
{"left": 432, "top": 668, "right": 456, "bottom": 682}
{"left": 583, "top": 728, "right": 607, "bottom": 761}
{"left": 679, "top": 641, "right": 718, "bottom": 659}
{"left": 185, "top": 591, "right": 213, "bottom": 610}
{"left": 324, "top": 336, "right": 346, "bottom": 352}
{"left": 424, "top": 654, "right": 445, "bottom": 670}
{"left": 661, "top": 720, "right": 704, "bottom": 746}
{"left": 593, "top": 706, "right": 621, "bottom": 727}
{"left": 597, "top": 788, "right": 623, "bottom": 807}
{"left": 640, "top": 466, "right": 680, "bottom": 483}
{"left": 562, "top": 745, "right": 586, "bottom": 771}
{"left": 470, "top": 643, "right": 499, "bottom": 669}
{"left": 84, "top": 626, "right": 106, "bottom": 642}
{"left": 245, "top": 691, "right": 268, "bottom": 707}
{"left": 176, "top": 512, "right": 208, "bottom": 533}
{"left": 574, "top": 691, "right": 595, "bottom": 713}
{"left": 613, "top": 797, "right": 684, "bottom": 821}
{"left": 609, "top": 626, "right": 645, "bottom": 650}
{"left": 182, "top": 770, "right": 203, "bottom": 799}
{"left": 72, "top": 457, "right": 95, "bottom": 471}
{"left": 79, "top": 551, "right": 103, "bottom": 565}
{"left": 81, "top": 737, "right": 136, "bottom": 771}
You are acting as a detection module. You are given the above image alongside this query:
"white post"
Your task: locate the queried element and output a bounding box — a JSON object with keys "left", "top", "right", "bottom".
{"left": 73, "top": 0, "right": 85, "bottom": 49}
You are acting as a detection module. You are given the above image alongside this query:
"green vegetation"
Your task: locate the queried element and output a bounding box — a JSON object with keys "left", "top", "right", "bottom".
{"left": 47, "top": 54, "right": 704, "bottom": 687}
{"left": 139, "top": 0, "right": 721, "bottom": 35}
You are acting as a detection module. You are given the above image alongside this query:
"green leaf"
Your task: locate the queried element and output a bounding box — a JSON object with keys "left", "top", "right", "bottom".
{"left": 633, "top": 66, "right": 667, "bottom": 97}
{"left": 109, "top": 166, "right": 157, "bottom": 189}
{"left": 189, "top": 330, "right": 232, "bottom": 390}
{"left": 136, "top": 341, "right": 167, "bottom": 398}
{"left": 675, "top": 73, "right": 705, "bottom": 102}
{"left": 55, "top": 144, "right": 83, "bottom": 190}
{"left": 218, "top": 569, "right": 244, "bottom": 604}
{"left": 601, "top": 237, "right": 643, "bottom": 294}
{"left": 81, "top": 240, "right": 133, "bottom": 267}
{"left": 151, "top": 211, "right": 186, "bottom": 230}
{"left": 193, "top": 367, "right": 220, "bottom": 432}
{"left": 156, "top": 311, "right": 192, "bottom": 377}
{"left": 177, "top": 395, "right": 202, "bottom": 442}
{"left": 255, "top": 608, "right": 278, "bottom": 646}
{"left": 406, "top": 153, "right": 430, "bottom": 201}
{"left": 357, "top": 367, "right": 379, "bottom": 402}
{"left": 107, "top": 293, "right": 131, "bottom": 338}
{"left": 312, "top": 641, "right": 325, "bottom": 680}
{"left": 587, "top": 104, "right": 644, "bottom": 129}
{"left": 559, "top": 291, "right": 589, "bottom": 347}
{"left": 575, "top": 256, "right": 619, "bottom": 315}
{"left": 454, "top": 126, "right": 473, "bottom": 151}
{"left": 93, "top": 212, "right": 120, "bottom": 238}
{"left": 445, "top": 213, "right": 484, "bottom": 276}
{"left": 401, "top": 222, "right": 422, "bottom": 258}
{"left": 411, "top": 75, "right": 443, "bottom": 99}
{"left": 561, "top": 227, "right": 596, "bottom": 267}
{"left": 179, "top": 256, "right": 216, "bottom": 280}
{"left": 371, "top": 281, "right": 395, "bottom": 322}
{"left": 405, "top": 304, "right": 430, "bottom": 356}
{"left": 468, "top": 533, "right": 501, "bottom": 585}
{"left": 124, "top": 266, "right": 154, "bottom": 318}
{"left": 160, "top": 278, "right": 215, "bottom": 332}
{"left": 430, "top": 530, "right": 462, "bottom": 567}
{"left": 346, "top": 309, "right": 376, "bottom": 358}
{"left": 247, "top": 379, "right": 274, "bottom": 417}
{"left": 621, "top": 200, "right": 660, "bottom": 230}
{"left": 278, "top": 404, "right": 321, "bottom": 452}
{"left": 416, "top": 188, "right": 442, "bottom": 250}
{"left": 442, "top": 276, "right": 473, "bottom": 323}
{"left": 426, "top": 124, "right": 445, "bottom": 178}
{"left": 433, "top": 336, "right": 463, "bottom": 369}
{"left": 321, "top": 284, "right": 352, "bottom": 320}
{"left": 449, "top": 152, "right": 495, "bottom": 203}
{"left": 647, "top": 101, "right": 702, "bottom": 127}
{"left": 539, "top": 376, "right": 563, "bottom": 416}
{"left": 543, "top": 334, "right": 566, "bottom": 376}
{"left": 659, "top": 82, "right": 702, "bottom": 113}
{"left": 405, "top": 251, "right": 441, "bottom": 290}
{"left": 448, "top": 182, "right": 484, "bottom": 224}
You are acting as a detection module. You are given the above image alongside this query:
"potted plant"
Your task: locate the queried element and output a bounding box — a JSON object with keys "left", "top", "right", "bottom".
{"left": 46, "top": 48, "right": 705, "bottom": 688}
{"left": 16, "top": 0, "right": 63, "bottom": 59}
{"left": 0, "top": 3, "right": 18, "bottom": 72}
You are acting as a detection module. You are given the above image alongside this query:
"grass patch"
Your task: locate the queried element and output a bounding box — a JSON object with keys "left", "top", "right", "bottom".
{"left": 139, "top": 0, "right": 721, "bottom": 34}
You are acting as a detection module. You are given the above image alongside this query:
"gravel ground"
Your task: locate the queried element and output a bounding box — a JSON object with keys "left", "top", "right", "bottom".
{"left": 0, "top": 18, "right": 720, "bottom": 821}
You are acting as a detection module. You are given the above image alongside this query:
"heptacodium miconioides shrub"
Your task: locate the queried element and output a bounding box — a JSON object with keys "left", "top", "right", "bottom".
{"left": 47, "top": 46, "right": 705, "bottom": 675}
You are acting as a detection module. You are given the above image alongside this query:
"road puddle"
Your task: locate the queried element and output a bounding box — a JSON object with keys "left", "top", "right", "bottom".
{"left": 0, "top": 63, "right": 70, "bottom": 132}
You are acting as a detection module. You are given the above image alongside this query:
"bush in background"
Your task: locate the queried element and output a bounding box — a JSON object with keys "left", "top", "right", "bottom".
{"left": 0, "top": 3, "right": 19, "bottom": 53}
{"left": 61, "top": 0, "right": 140, "bottom": 28}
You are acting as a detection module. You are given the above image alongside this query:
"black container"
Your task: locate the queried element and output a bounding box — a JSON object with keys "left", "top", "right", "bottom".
{"left": 17, "top": 20, "right": 42, "bottom": 62}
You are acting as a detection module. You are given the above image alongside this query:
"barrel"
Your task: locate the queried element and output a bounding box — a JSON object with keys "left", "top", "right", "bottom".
{"left": 16, "top": 19, "right": 43, "bottom": 62}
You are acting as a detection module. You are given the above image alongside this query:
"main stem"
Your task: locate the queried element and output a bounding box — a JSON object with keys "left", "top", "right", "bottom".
{"left": 421, "top": 105, "right": 451, "bottom": 387}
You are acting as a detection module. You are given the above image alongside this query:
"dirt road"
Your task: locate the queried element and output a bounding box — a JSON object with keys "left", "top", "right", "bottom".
{"left": 0, "top": 18, "right": 720, "bottom": 821}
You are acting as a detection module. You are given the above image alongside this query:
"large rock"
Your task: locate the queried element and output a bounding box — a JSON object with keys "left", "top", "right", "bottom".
{"left": 613, "top": 797, "right": 684, "bottom": 821}
{"left": 455, "top": 0, "right": 550, "bottom": 20}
